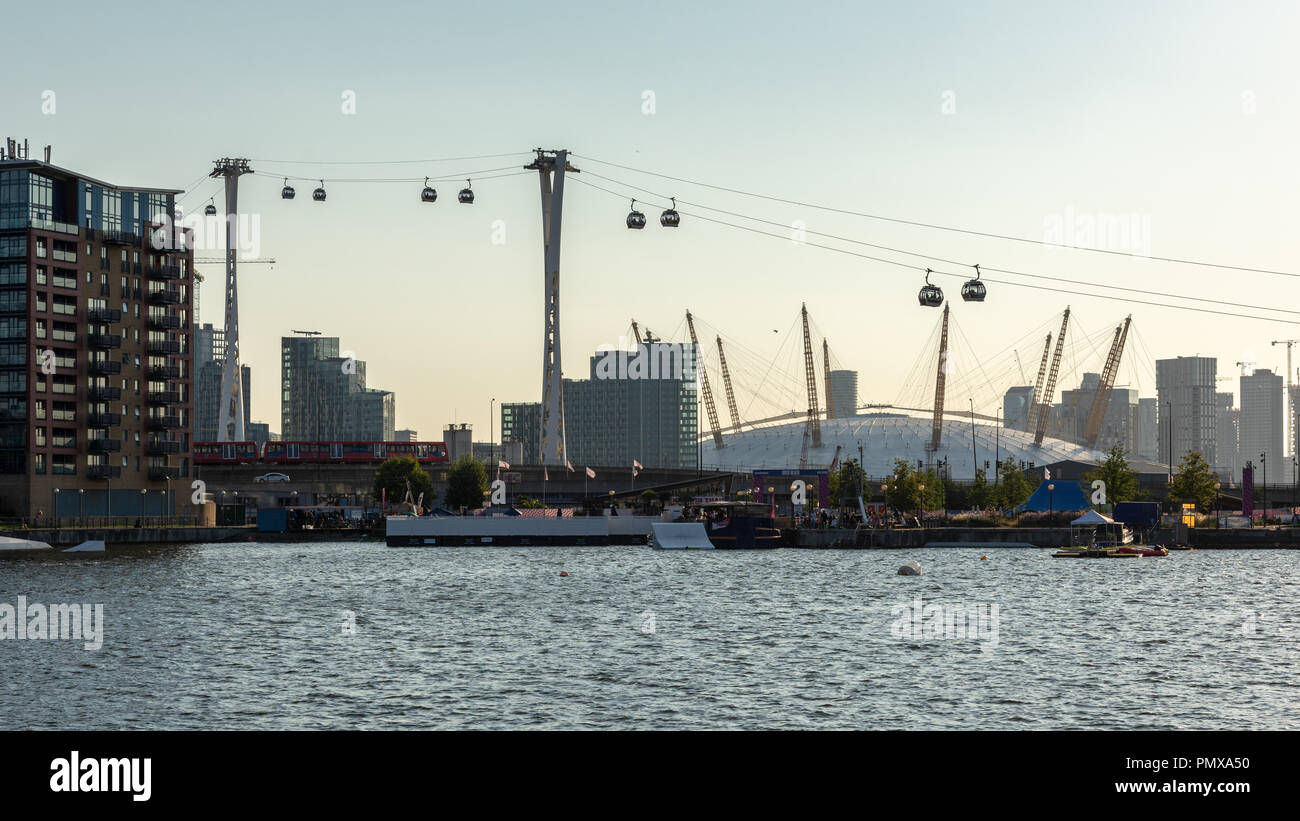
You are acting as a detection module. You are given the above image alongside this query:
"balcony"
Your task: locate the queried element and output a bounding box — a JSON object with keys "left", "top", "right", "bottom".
{"left": 87, "top": 465, "right": 123, "bottom": 479}
{"left": 87, "top": 333, "right": 123, "bottom": 349}
{"left": 88, "top": 359, "right": 122, "bottom": 375}
{"left": 148, "top": 390, "right": 182, "bottom": 405}
{"left": 148, "top": 314, "right": 181, "bottom": 330}
{"left": 87, "top": 307, "right": 122, "bottom": 323}
{"left": 87, "top": 412, "right": 123, "bottom": 428}
{"left": 148, "top": 414, "right": 181, "bottom": 430}
{"left": 149, "top": 264, "right": 183, "bottom": 281}
{"left": 148, "top": 288, "right": 182, "bottom": 305}
{"left": 148, "top": 466, "right": 183, "bottom": 481}
{"left": 148, "top": 339, "right": 181, "bottom": 355}
{"left": 88, "top": 386, "right": 122, "bottom": 402}
{"left": 87, "top": 438, "right": 122, "bottom": 453}
{"left": 101, "top": 230, "right": 139, "bottom": 247}
{"left": 148, "top": 364, "right": 181, "bottom": 380}
{"left": 147, "top": 439, "right": 181, "bottom": 455}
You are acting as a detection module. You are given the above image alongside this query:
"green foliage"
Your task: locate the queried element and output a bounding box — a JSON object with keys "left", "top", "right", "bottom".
{"left": 1085, "top": 445, "right": 1139, "bottom": 505}
{"left": 1169, "top": 450, "right": 1218, "bottom": 512}
{"left": 883, "top": 460, "right": 944, "bottom": 511}
{"left": 445, "top": 455, "right": 490, "bottom": 510}
{"left": 968, "top": 467, "right": 992, "bottom": 509}
{"left": 374, "top": 457, "right": 434, "bottom": 510}
{"left": 829, "top": 457, "right": 866, "bottom": 506}
{"left": 993, "top": 460, "right": 1033, "bottom": 510}
{"left": 515, "top": 496, "right": 546, "bottom": 509}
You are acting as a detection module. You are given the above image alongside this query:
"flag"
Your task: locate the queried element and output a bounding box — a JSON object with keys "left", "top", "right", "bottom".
{"left": 586, "top": 467, "right": 596, "bottom": 479}
{"left": 498, "top": 460, "right": 510, "bottom": 469}
{"left": 566, "top": 459, "right": 574, "bottom": 473}
{"left": 633, "top": 459, "right": 642, "bottom": 477}
{"left": 1044, "top": 467, "right": 1051, "bottom": 480}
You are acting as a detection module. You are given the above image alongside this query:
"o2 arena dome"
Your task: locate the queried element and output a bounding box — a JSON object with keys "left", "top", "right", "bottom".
{"left": 701, "top": 410, "right": 1107, "bottom": 479}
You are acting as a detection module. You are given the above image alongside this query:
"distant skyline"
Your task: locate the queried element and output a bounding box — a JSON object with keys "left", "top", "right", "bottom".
{"left": 6, "top": 0, "right": 1299, "bottom": 441}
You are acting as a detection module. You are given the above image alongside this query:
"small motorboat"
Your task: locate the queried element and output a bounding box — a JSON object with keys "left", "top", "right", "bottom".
{"left": 1051, "top": 546, "right": 1139, "bottom": 558}
{"left": 1115, "top": 545, "right": 1169, "bottom": 557}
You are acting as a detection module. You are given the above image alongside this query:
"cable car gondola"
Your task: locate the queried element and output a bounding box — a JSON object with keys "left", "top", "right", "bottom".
{"left": 421, "top": 177, "right": 438, "bottom": 203}
{"left": 458, "top": 179, "right": 474, "bottom": 204}
{"left": 312, "top": 180, "right": 326, "bottom": 202}
{"left": 961, "top": 264, "right": 987, "bottom": 303}
{"left": 204, "top": 198, "right": 217, "bottom": 216}
{"left": 918, "top": 268, "right": 944, "bottom": 307}
{"left": 626, "top": 199, "right": 646, "bottom": 229}
{"left": 281, "top": 179, "right": 296, "bottom": 200}
{"left": 660, "top": 197, "right": 680, "bottom": 227}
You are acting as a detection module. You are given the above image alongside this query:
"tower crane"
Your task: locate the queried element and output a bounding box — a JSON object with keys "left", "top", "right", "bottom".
{"left": 1271, "top": 338, "right": 1300, "bottom": 455}
{"left": 800, "top": 303, "right": 822, "bottom": 451}
{"left": 1026, "top": 333, "right": 1052, "bottom": 433}
{"left": 823, "top": 339, "right": 834, "bottom": 420}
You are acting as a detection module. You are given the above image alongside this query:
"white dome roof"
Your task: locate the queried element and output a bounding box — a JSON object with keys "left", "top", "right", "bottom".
{"left": 702, "top": 411, "right": 1106, "bottom": 480}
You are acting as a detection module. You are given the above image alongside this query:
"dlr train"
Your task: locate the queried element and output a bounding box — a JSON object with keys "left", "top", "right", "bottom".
{"left": 193, "top": 440, "right": 449, "bottom": 465}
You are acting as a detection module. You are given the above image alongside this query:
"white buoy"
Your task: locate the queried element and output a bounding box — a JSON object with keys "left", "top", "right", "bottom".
{"left": 898, "top": 561, "right": 922, "bottom": 576}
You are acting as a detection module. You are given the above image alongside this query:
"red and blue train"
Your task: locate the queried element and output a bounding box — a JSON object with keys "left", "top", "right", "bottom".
{"left": 193, "top": 440, "right": 449, "bottom": 465}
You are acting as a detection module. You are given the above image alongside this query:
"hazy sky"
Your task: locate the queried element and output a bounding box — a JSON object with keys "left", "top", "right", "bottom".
{"left": 5, "top": 0, "right": 1299, "bottom": 440}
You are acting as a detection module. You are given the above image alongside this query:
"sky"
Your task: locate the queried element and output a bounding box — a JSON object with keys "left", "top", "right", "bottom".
{"left": 4, "top": 0, "right": 1299, "bottom": 441}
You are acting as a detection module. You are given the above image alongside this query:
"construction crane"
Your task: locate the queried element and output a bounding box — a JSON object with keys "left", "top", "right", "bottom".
{"left": 1026, "top": 333, "right": 1052, "bottom": 434}
{"left": 828, "top": 444, "right": 842, "bottom": 472}
{"left": 1033, "top": 308, "right": 1071, "bottom": 448}
{"left": 1082, "top": 315, "right": 1131, "bottom": 448}
{"left": 823, "top": 339, "right": 834, "bottom": 420}
{"left": 800, "top": 303, "right": 822, "bottom": 452}
{"left": 193, "top": 257, "right": 275, "bottom": 324}
{"left": 1013, "top": 349, "right": 1028, "bottom": 384}
{"left": 930, "top": 302, "right": 950, "bottom": 453}
{"left": 631, "top": 319, "right": 642, "bottom": 345}
{"left": 716, "top": 335, "right": 741, "bottom": 429}
{"left": 685, "top": 310, "right": 723, "bottom": 449}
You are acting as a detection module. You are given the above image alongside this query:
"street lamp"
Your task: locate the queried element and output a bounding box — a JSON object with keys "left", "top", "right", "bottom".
{"left": 78, "top": 488, "right": 85, "bottom": 525}
{"left": 609, "top": 489, "right": 616, "bottom": 513}
{"left": 1213, "top": 481, "right": 1221, "bottom": 518}
{"left": 882, "top": 482, "right": 889, "bottom": 515}
{"left": 1048, "top": 482, "right": 1055, "bottom": 516}
{"left": 767, "top": 486, "right": 775, "bottom": 520}
{"left": 139, "top": 488, "right": 147, "bottom": 520}
{"left": 918, "top": 483, "right": 926, "bottom": 517}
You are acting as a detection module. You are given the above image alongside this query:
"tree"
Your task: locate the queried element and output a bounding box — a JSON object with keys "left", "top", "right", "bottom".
{"left": 1169, "top": 450, "right": 1217, "bottom": 512}
{"left": 515, "top": 496, "right": 546, "bottom": 509}
{"left": 374, "top": 457, "right": 434, "bottom": 511}
{"left": 886, "top": 459, "right": 919, "bottom": 512}
{"left": 829, "top": 458, "right": 866, "bottom": 507}
{"left": 968, "top": 467, "right": 992, "bottom": 510}
{"left": 920, "top": 469, "right": 945, "bottom": 511}
{"left": 994, "top": 460, "right": 1033, "bottom": 510}
{"left": 1085, "top": 445, "right": 1139, "bottom": 506}
{"left": 639, "top": 489, "right": 660, "bottom": 514}
{"left": 445, "top": 455, "right": 489, "bottom": 511}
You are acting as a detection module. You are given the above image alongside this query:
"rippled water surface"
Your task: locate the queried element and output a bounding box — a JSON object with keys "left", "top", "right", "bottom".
{"left": 2, "top": 542, "right": 1297, "bottom": 729}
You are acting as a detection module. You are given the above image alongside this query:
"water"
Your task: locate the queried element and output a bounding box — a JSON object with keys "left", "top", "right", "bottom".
{"left": 2, "top": 542, "right": 1297, "bottom": 730}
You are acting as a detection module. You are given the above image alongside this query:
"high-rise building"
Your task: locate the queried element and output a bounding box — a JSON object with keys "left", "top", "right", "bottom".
{"left": 1156, "top": 356, "right": 1218, "bottom": 470}
{"left": 828, "top": 370, "right": 858, "bottom": 418}
{"left": 193, "top": 322, "right": 249, "bottom": 441}
{"left": 1215, "top": 392, "right": 1240, "bottom": 483}
{"left": 1239, "top": 369, "right": 1283, "bottom": 480}
{"left": 442, "top": 423, "right": 473, "bottom": 463}
{"left": 501, "top": 402, "right": 541, "bottom": 463}
{"left": 559, "top": 343, "right": 699, "bottom": 469}
{"left": 280, "top": 335, "right": 395, "bottom": 441}
{"left": 1003, "top": 386, "right": 1035, "bottom": 431}
{"left": 393, "top": 428, "right": 417, "bottom": 442}
{"left": 0, "top": 142, "right": 193, "bottom": 518}
{"left": 1136, "top": 398, "right": 1159, "bottom": 461}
